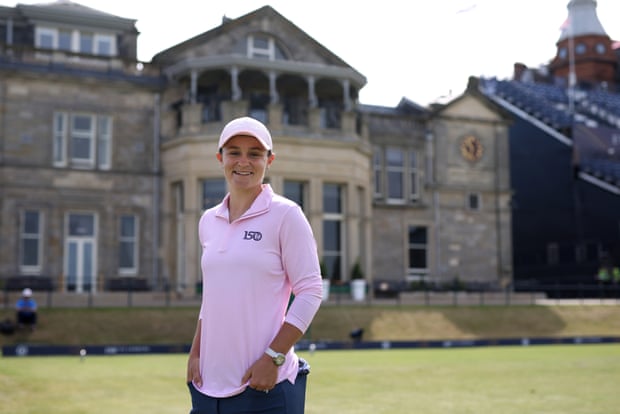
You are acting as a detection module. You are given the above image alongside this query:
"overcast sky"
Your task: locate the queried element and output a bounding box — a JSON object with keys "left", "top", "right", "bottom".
{"left": 2, "top": 0, "right": 619, "bottom": 107}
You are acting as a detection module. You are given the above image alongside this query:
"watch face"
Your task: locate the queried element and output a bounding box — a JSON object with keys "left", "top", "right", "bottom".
{"left": 460, "top": 135, "right": 483, "bottom": 162}
{"left": 273, "top": 354, "right": 285, "bottom": 366}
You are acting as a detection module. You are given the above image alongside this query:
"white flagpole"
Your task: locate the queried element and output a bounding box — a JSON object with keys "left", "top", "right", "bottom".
{"left": 567, "top": 18, "right": 576, "bottom": 119}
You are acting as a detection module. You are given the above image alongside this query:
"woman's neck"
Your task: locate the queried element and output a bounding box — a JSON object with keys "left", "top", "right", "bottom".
{"left": 227, "top": 185, "right": 263, "bottom": 222}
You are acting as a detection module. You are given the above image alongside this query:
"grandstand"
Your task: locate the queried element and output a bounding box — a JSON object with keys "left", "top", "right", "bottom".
{"left": 474, "top": 0, "right": 620, "bottom": 296}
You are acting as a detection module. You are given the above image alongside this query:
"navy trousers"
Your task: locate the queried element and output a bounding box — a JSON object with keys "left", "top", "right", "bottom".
{"left": 188, "top": 372, "right": 307, "bottom": 414}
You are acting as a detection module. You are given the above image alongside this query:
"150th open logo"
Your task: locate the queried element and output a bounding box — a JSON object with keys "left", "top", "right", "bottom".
{"left": 243, "top": 231, "right": 263, "bottom": 241}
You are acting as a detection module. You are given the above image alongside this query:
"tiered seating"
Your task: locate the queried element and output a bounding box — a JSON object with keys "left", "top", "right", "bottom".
{"left": 480, "top": 77, "right": 620, "bottom": 189}
{"left": 575, "top": 90, "right": 620, "bottom": 129}
{"left": 580, "top": 158, "right": 620, "bottom": 185}
{"left": 481, "top": 78, "right": 573, "bottom": 130}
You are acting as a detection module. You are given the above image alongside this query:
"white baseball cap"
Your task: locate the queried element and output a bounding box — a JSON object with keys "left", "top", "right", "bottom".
{"left": 218, "top": 117, "right": 273, "bottom": 152}
{"left": 22, "top": 288, "right": 32, "bottom": 297}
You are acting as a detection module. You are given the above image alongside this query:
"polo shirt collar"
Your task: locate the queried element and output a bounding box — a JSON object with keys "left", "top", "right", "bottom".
{"left": 215, "top": 184, "right": 273, "bottom": 222}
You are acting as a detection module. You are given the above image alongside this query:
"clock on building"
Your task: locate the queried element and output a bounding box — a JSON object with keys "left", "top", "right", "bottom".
{"left": 460, "top": 135, "right": 484, "bottom": 162}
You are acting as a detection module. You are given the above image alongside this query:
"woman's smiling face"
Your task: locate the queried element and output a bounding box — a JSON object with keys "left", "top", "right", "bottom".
{"left": 217, "top": 135, "right": 274, "bottom": 191}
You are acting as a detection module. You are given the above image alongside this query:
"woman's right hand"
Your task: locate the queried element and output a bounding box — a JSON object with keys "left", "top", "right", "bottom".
{"left": 187, "top": 355, "right": 202, "bottom": 387}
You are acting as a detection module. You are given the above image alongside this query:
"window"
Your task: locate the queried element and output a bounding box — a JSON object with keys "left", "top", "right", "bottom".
{"left": 95, "top": 34, "right": 114, "bottom": 56}
{"left": 323, "top": 184, "right": 344, "bottom": 281}
{"left": 409, "top": 150, "right": 419, "bottom": 200}
{"left": 575, "top": 43, "right": 586, "bottom": 55}
{"left": 596, "top": 43, "right": 606, "bottom": 54}
{"left": 408, "top": 226, "right": 428, "bottom": 278}
{"left": 246, "top": 34, "right": 286, "bottom": 60}
{"left": 284, "top": 180, "right": 306, "bottom": 210}
{"left": 319, "top": 101, "right": 341, "bottom": 129}
{"left": 386, "top": 147, "right": 404, "bottom": 202}
{"left": 71, "top": 115, "right": 95, "bottom": 165}
{"left": 373, "top": 149, "right": 382, "bottom": 198}
{"left": 468, "top": 193, "right": 481, "bottom": 210}
{"left": 202, "top": 178, "right": 226, "bottom": 210}
{"left": 36, "top": 27, "right": 55, "bottom": 49}
{"left": 558, "top": 47, "right": 568, "bottom": 59}
{"left": 97, "top": 117, "right": 112, "bottom": 169}
{"left": 35, "top": 26, "right": 117, "bottom": 56}
{"left": 374, "top": 146, "right": 421, "bottom": 204}
{"left": 53, "top": 112, "right": 113, "bottom": 169}
{"left": 53, "top": 113, "right": 67, "bottom": 166}
{"left": 248, "top": 92, "right": 269, "bottom": 124}
{"left": 20, "top": 210, "right": 43, "bottom": 272}
{"left": 58, "top": 29, "right": 72, "bottom": 51}
{"left": 119, "top": 215, "right": 138, "bottom": 275}
{"left": 80, "top": 32, "right": 94, "bottom": 54}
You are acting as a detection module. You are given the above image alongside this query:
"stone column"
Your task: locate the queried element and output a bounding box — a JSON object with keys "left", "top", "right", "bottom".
{"left": 190, "top": 70, "right": 198, "bottom": 104}
{"left": 307, "top": 75, "right": 317, "bottom": 108}
{"left": 269, "top": 71, "right": 279, "bottom": 104}
{"left": 230, "top": 66, "right": 241, "bottom": 101}
{"left": 342, "top": 79, "right": 351, "bottom": 111}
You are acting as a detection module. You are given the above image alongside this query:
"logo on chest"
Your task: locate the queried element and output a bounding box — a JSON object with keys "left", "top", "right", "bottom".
{"left": 243, "top": 230, "right": 263, "bottom": 241}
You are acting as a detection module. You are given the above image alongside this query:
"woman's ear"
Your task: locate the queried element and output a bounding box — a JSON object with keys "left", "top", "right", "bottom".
{"left": 267, "top": 152, "right": 275, "bottom": 166}
{"left": 216, "top": 152, "right": 223, "bottom": 163}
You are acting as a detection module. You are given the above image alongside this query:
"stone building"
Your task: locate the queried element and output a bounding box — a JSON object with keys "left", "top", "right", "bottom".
{"left": 0, "top": 2, "right": 163, "bottom": 293}
{"left": 0, "top": 2, "right": 512, "bottom": 297}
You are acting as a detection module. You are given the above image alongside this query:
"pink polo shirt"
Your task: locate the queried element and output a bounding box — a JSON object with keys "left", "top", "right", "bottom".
{"left": 195, "top": 184, "right": 323, "bottom": 398}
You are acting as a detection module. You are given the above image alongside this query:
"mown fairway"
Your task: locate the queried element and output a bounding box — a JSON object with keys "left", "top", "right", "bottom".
{"left": 1, "top": 344, "right": 618, "bottom": 414}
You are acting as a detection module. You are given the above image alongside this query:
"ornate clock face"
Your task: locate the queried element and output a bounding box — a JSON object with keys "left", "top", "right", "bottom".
{"left": 460, "top": 135, "right": 483, "bottom": 162}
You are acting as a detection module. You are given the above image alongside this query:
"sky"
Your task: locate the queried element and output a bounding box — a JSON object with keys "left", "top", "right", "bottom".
{"left": 2, "top": 0, "right": 620, "bottom": 107}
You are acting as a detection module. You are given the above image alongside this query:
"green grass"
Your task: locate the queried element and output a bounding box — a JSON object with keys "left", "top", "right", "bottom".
{"left": 1, "top": 345, "right": 619, "bottom": 414}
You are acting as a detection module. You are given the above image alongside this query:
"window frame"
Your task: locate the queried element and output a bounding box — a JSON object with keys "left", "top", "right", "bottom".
{"left": 70, "top": 113, "right": 96, "bottom": 168}
{"left": 118, "top": 214, "right": 139, "bottom": 276}
{"left": 53, "top": 112, "right": 113, "bottom": 170}
{"left": 407, "top": 225, "right": 429, "bottom": 280}
{"left": 35, "top": 26, "right": 117, "bottom": 56}
{"left": 19, "top": 210, "right": 43, "bottom": 274}
{"left": 409, "top": 149, "right": 420, "bottom": 201}
{"left": 247, "top": 34, "right": 276, "bottom": 60}
{"left": 467, "top": 192, "right": 482, "bottom": 211}
{"left": 373, "top": 148, "right": 383, "bottom": 199}
{"left": 322, "top": 183, "right": 345, "bottom": 281}
{"left": 201, "top": 178, "right": 227, "bottom": 210}
{"left": 385, "top": 147, "right": 405, "bottom": 204}
{"left": 284, "top": 180, "right": 308, "bottom": 211}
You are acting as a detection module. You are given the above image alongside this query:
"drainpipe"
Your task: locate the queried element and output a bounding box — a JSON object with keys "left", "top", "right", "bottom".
{"left": 426, "top": 128, "right": 441, "bottom": 284}
{"left": 152, "top": 93, "right": 161, "bottom": 289}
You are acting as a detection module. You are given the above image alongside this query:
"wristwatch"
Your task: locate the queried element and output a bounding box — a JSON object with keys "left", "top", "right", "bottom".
{"left": 265, "top": 347, "right": 286, "bottom": 366}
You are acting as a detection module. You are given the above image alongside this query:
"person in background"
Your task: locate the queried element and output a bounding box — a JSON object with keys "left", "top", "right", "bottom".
{"left": 16, "top": 288, "right": 37, "bottom": 330}
{"left": 186, "top": 116, "right": 323, "bottom": 414}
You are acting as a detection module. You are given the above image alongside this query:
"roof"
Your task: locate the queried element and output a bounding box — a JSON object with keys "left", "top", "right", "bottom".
{"left": 152, "top": 6, "right": 362, "bottom": 73}
{"left": 15, "top": 1, "right": 137, "bottom": 31}
{"left": 558, "top": 0, "right": 608, "bottom": 42}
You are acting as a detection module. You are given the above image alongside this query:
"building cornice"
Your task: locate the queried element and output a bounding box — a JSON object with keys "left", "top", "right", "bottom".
{"left": 163, "top": 54, "right": 367, "bottom": 89}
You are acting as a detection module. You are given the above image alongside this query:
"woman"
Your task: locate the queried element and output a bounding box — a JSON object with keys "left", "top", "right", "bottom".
{"left": 187, "top": 116, "right": 323, "bottom": 413}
